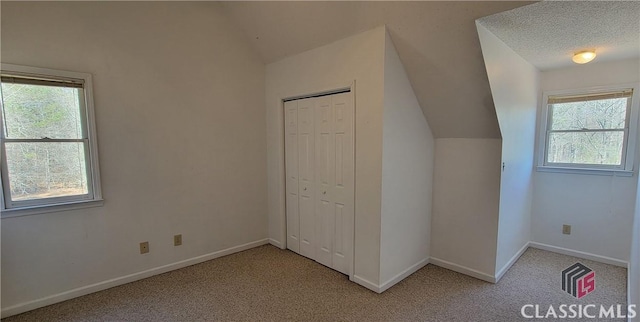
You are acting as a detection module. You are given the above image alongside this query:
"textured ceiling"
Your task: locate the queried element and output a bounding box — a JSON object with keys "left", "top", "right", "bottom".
{"left": 478, "top": 1, "right": 640, "bottom": 71}
{"left": 220, "top": 1, "right": 534, "bottom": 138}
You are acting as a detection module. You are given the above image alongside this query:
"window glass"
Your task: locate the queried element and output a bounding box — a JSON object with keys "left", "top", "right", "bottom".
{"left": 547, "top": 131, "right": 624, "bottom": 165}
{"left": 2, "top": 83, "right": 84, "bottom": 139}
{"left": 5, "top": 142, "right": 89, "bottom": 201}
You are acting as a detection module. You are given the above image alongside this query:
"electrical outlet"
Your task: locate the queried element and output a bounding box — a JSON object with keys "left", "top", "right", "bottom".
{"left": 140, "top": 242, "right": 149, "bottom": 254}
{"left": 174, "top": 234, "right": 182, "bottom": 246}
{"left": 562, "top": 224, "right": 571, "bottom": 235}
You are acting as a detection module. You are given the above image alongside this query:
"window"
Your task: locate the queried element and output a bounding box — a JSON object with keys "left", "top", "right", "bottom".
{"left": 538, "top": 85, "right": 639, "bottom": 174}
{"left": 0, "top": 64, "right": 102, "bottom": 216}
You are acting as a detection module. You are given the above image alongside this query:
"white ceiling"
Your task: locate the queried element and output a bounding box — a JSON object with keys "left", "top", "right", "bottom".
{"left": 220, "top": 1, "right": 533, "bottom": 138}
{"left": 478, "top": 1, "right": 640, "bottom": 71}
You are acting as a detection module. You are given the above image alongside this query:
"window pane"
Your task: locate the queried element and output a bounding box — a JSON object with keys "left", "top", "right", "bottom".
{"left": 550, "top": 98, "right": 628, "bottom": 131}
{"left": 1, "top": 83, "right": 84, "bottom": 139}
{"left": 547, "top": 131, "right": 624, "bottom": 165}
{"left": 5, "top": 142, "right": 89, "bottom": 201}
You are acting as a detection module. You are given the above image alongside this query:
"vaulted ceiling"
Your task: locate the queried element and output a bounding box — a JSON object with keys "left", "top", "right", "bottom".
{"left": 220, "top": 1, "right": 534, "bottom": 138}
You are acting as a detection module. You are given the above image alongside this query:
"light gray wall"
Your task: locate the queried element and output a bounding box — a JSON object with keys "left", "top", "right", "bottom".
{"left": 630, "top": 185, "right": 640, "bottom": 321}
{"left": 1, "top": 1, "right": 267, "bottom": 313}
{"left": 265, "top": 27, "right": 386, "bottom": 286}
{"left": 431, "top": 138, "right": 502, "bottom": 279}
{"left": 379, "top": 31, "right": 434, "bottom": 286}
{"left": 476, "top": 23, "right": 538, "bottom": 277}
{"left": 531, "top": 59, "right": 640, "bottom": 262}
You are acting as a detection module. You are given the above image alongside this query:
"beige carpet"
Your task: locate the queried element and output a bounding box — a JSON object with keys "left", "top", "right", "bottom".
{"left": 3, "top": 246, "right": 627, "bottom": 321}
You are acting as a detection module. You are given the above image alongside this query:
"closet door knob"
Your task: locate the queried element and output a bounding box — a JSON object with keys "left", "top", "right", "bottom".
{"left": 323, "top": 191, "right": 326, "bottom": 195}
{"left": 303, "top": 187, "right": 307, "bottom": 191}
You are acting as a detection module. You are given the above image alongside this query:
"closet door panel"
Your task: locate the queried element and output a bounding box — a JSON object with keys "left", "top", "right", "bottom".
{"left": 314, "top": 96, "right": 335, "bottom": 268}
{"left": 331, "top": 92, "right": 353, "bottom": 275}
{"left": 333, "top": 203, "right": 346, "bottom": 270}
{"left": 297, "top": 98, "right": 316, "bottom": 259}
{"left": 284, "top": 101, "right": 300, "bottom": 252}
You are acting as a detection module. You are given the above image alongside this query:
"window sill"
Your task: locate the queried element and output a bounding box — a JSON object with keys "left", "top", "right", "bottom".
{"left": 1, "top": 199, "right": 104, "bottom": 219}
{"left": 536, "top": 166, "right": 634, "bottom": 177}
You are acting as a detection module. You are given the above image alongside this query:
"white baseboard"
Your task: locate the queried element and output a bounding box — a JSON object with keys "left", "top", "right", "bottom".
{"left": 268, "top": 238, "right": 284, "bottom": 249}
{"left": 429, "top": 257, "right": 496, "bottom": 283}
{"left": 529, "top": 242, "right": 628, "bottom": 268}
{"left": 352, "top": 275, "right": 382, "bottom": 293}
{"left": 352, "top": 258, "right": 429, "bottom": 293}
{"left": 495, "top": 242, "right": 529, "bottom": 283}
{"left": 1, "top": 238, "right": 270, "bottom": 318}
{"left": 379, "top": 258, "right": 429, "bottom": 292}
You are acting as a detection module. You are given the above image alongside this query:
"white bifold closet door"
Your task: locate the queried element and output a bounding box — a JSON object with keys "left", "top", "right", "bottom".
{"left": 284, "top": 92, "right": 354, "bottom": 275}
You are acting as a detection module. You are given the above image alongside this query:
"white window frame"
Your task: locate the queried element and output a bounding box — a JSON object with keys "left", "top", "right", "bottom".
{"left": 0, "top": 64, "right": 103, "bottom": 217}
{"left": 536, "top": 83, "right": 640, "bottom": 176}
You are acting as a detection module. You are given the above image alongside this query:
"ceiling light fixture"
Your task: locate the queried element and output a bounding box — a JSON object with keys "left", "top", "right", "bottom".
{"left": 572, "top": 50, "right": 597, "bottom": 64}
